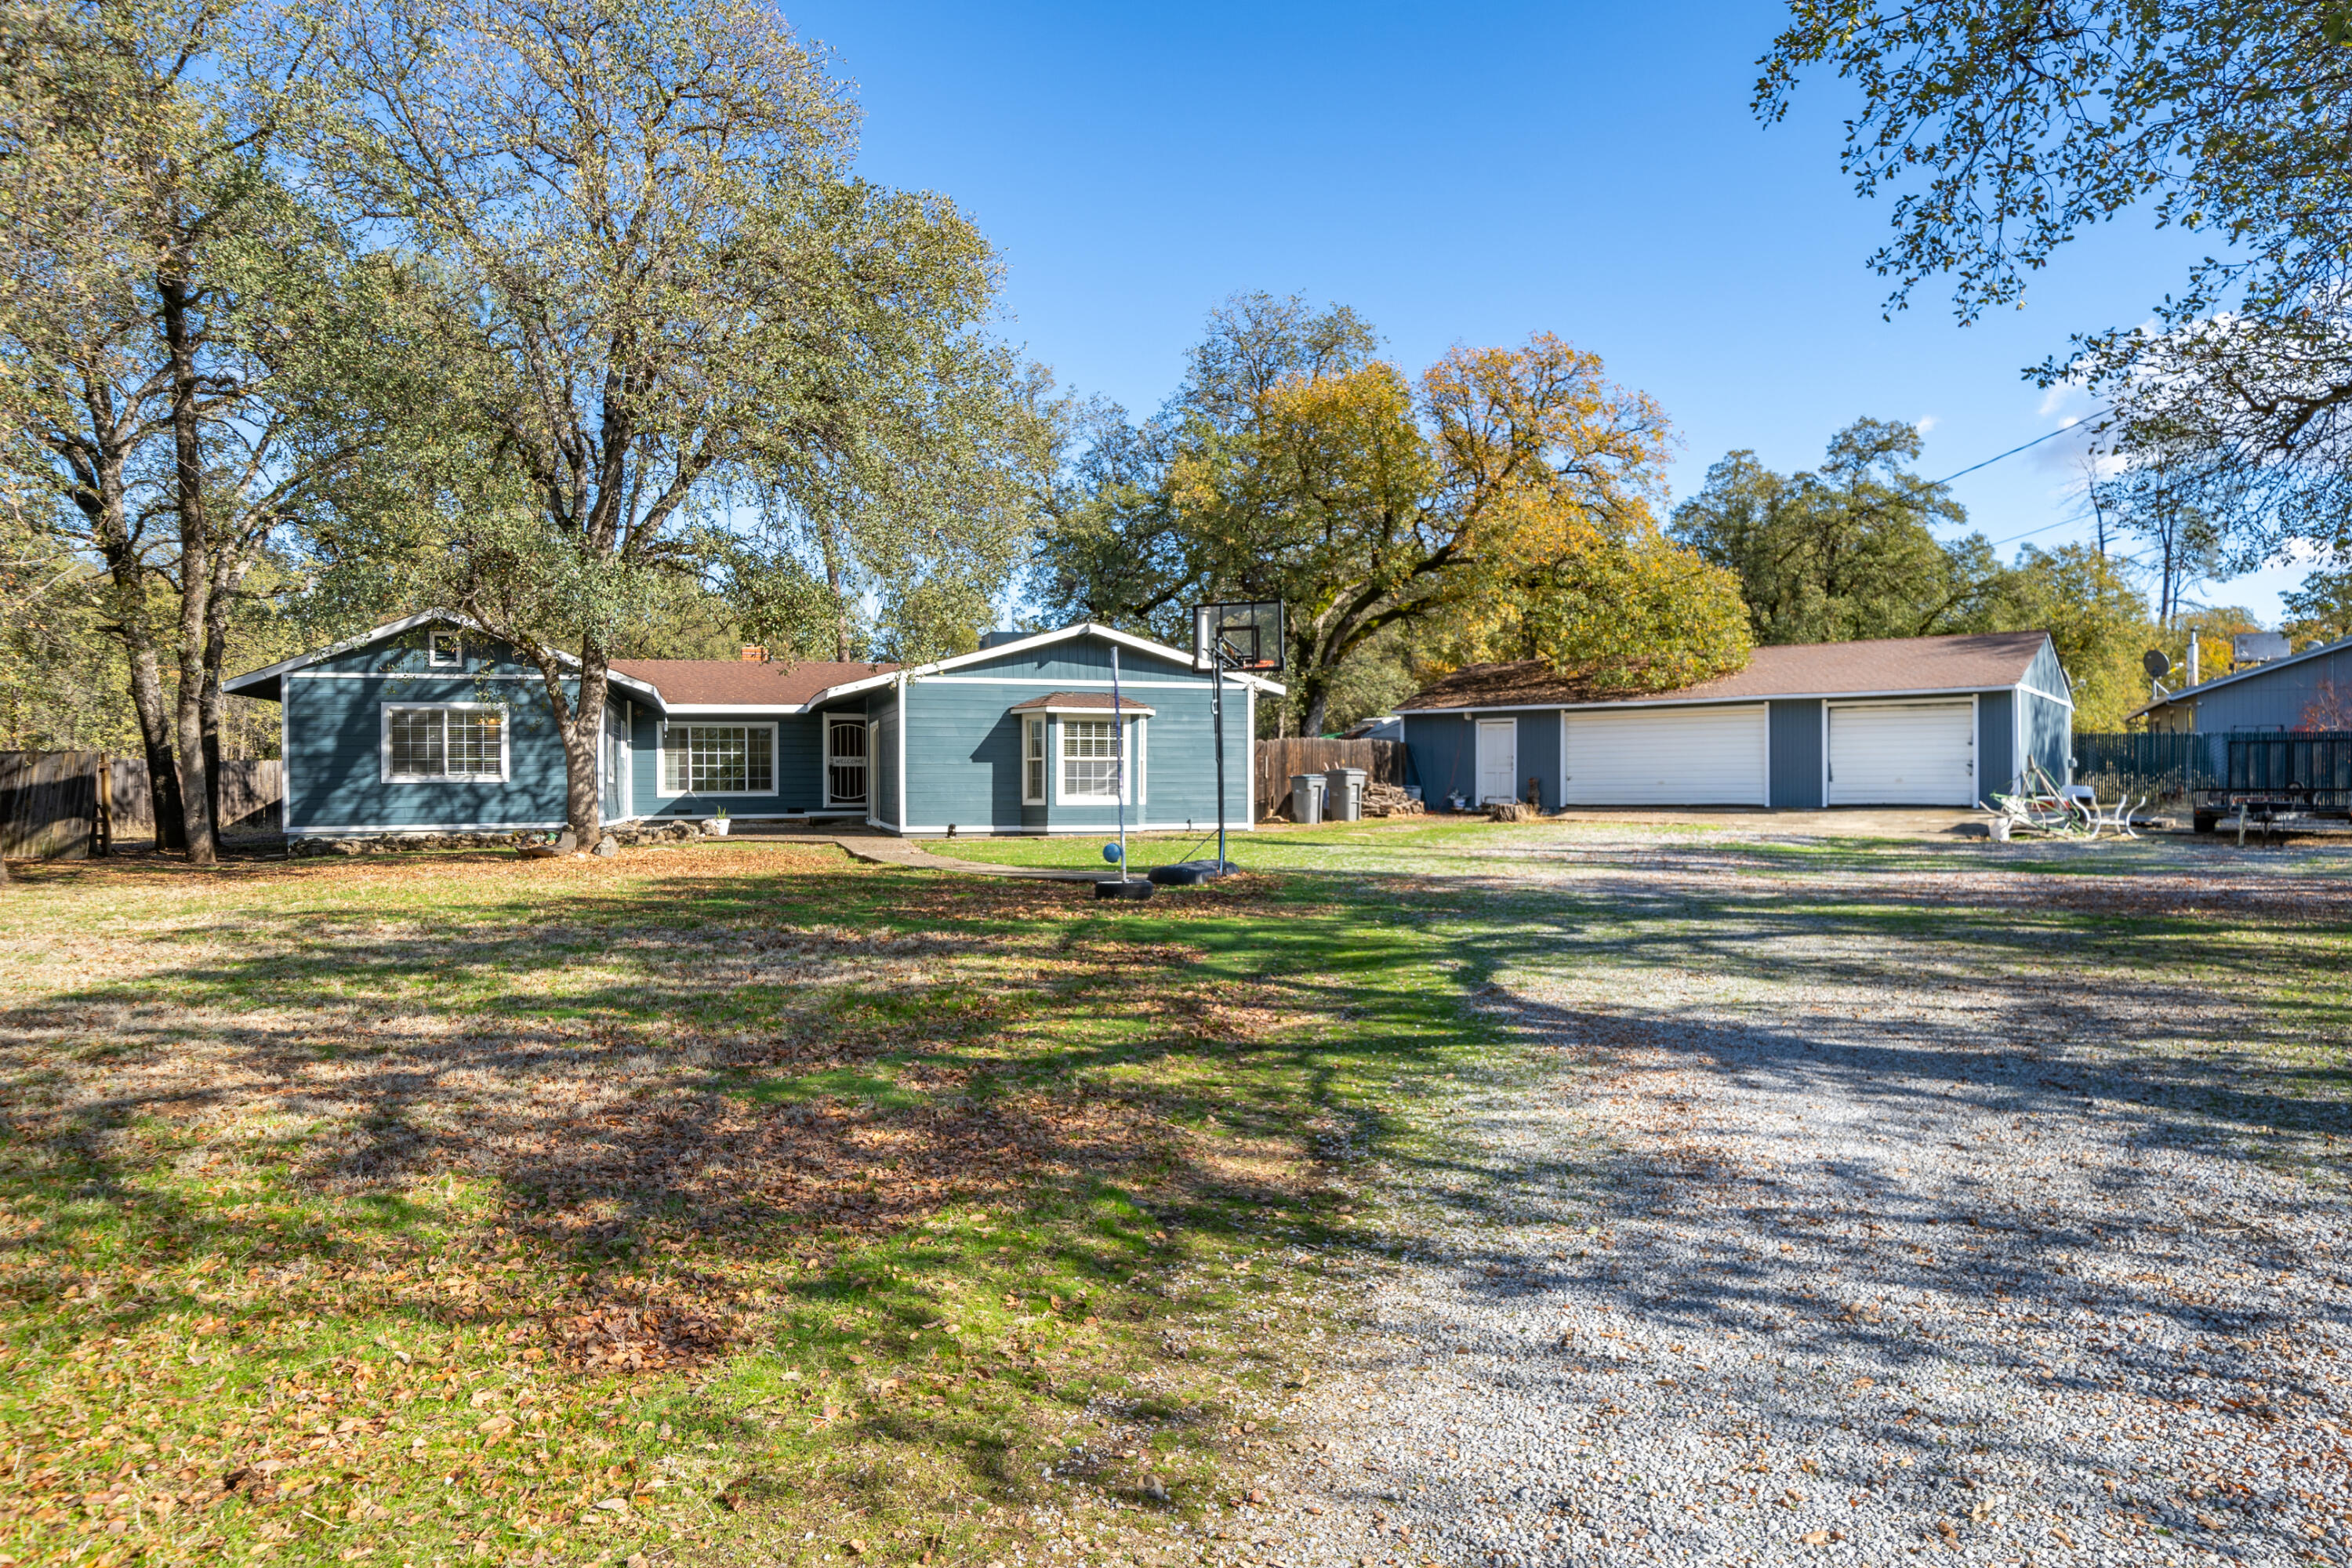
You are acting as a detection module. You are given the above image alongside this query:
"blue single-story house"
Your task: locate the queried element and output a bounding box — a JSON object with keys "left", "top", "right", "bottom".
{"left": 2129, "top": 634, "right": 2352, "bottom": 736}
{"left": 223, "top": 611, "right": 1277, "bottom": 838}
{"left": 1395, "top": 631, "right": 2074, "bottom": 809}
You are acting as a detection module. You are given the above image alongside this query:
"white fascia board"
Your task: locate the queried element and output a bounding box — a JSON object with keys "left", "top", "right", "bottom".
{"left": 2016, "top": 681, "right": 2075, "bottom": 710}
{"left": 808, "top": 623, "right": 1287, "bottom": 705}
{"left": 223, "top": 606, "right": 668, "bottom": 714}
{"left": 1018, "top": 703, "right": 1157, "bottom": 717}
{"left": 1405, "top": 684, "right": 2032, "bottom": 716}
{"left": 223, "top": 608, "right": 474, "bottom": 695}
{"left": 659, "top": 703, "right": 811, "bottom": 717}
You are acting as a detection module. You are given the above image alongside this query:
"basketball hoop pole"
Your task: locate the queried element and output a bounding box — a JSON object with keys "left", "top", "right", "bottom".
{"left": 1112, "top": 645, "right": 1127, "bottom": 883}
{"left": 1211, "top": 646, "right": 1226, "bottom": 875}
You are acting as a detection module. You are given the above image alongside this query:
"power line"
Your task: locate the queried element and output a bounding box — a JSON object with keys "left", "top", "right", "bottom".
{"left": 1928, "top": 411, "right": 2110, "bottom": 486}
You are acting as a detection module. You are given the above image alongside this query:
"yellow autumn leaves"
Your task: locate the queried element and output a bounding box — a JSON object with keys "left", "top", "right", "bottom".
{"left": 1168, "top": 330, "right": 1750, "bottom": 702}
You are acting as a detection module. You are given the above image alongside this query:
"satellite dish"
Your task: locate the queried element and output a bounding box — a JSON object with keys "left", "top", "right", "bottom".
{"left": 2143, "top": 649, "right": 2172, "bottom": 679}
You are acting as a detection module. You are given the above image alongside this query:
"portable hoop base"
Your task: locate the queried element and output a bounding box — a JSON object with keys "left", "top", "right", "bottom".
{"left": 1093, "top": 878, "right": 1156, "bottom": 902}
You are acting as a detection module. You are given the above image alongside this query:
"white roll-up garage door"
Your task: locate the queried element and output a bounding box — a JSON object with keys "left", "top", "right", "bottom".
{"left": 1562, "top": 705, "right": 1768, "bottom": 805}
{"left": 1827, "top": 700, "right": 1976, "bottom": 805}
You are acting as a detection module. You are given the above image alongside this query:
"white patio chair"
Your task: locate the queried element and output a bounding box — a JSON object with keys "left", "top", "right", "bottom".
{"left": 2059, "top": 783, "right": 2141, "bottom": 839}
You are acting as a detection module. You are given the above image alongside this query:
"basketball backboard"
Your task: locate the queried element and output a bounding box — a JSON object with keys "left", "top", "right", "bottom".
{"left": 1192, "top": 601, "right": 1283, "bottom": 673}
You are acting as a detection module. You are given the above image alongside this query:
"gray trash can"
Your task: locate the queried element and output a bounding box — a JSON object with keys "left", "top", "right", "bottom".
{"left": 1290, "top": 772, "right": 1327, "bottom": 825}
{"left": 1324, "top": 766, "right": 1367, "bottom": 822}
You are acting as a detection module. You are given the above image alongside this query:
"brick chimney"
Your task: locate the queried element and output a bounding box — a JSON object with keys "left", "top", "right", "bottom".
{"left": 739, "top": 644, "right": 767, "bottom": 662}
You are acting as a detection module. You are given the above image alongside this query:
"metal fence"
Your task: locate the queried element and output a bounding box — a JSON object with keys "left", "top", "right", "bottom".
{"left": 2225, "top": 731, "right": 2352, "bottom": 798}
{"left": 2071, "top": 732, "right": 2220, "bottom": 803}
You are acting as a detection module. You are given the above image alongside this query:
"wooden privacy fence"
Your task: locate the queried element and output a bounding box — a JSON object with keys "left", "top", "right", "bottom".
{"left": 1253, "top": 738, "right": 1406, "bottom": 819}
{"left": 0, "top": 751, "right": 103, "bottom": 859}
{"left": 0, "top": 753, "right": 281, "bottom": 858}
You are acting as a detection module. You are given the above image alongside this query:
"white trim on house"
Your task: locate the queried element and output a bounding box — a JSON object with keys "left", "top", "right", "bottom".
{"left": 280, "top": 681, "right": 295, "bottom": 832}
{"left": 1015, "top": 700, "right": 1160, "bottom": 717}
{"left": 1407, "top": 681, "right": 2042, "bottom": 716}
{"left": 895, "top": 675, "right": 908, "bottom": 834}
{"left": 292, "top": 820, "right": 565, "bottom": 837}
{"left": 656, "top": 720, "right": 780, "bottom": 797}
{"left": 427, "top": 629, "right": 463, "bottom": 667}
{"left": 921, "top": 677, "right": 1228, "bottom": 690}
{"left": 379, "top": 702, "right": 511, "bottom": 783}
{"left": 2017, "top": 682, "right": 2076, "bottom": 710}
{"left": 815, "top": 623, "right": 1287, "bottom": 702}
{"left": 224, "top": 608, "right": 666, "bottom": 710}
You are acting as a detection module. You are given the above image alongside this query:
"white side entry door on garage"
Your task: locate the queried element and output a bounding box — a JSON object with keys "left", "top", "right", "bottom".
{"left": 1475, "top": 718, "right": 1519, "bottom": 804}
{"left": 1560, "top": 704, "right": 1768, "bottom": 806}
{"left": 1826, "top": 699, "right": 1976, "bottom": 805}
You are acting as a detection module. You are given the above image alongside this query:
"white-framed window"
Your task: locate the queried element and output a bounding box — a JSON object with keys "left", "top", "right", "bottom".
{"left": 426, "top": 628, "right": 463, "bottom": 668}
{"left": 1022, "top": 715, "right": 1047, "bottom": 804}
{"left": 1057, "top": 717, "right": 1141, "bottom": 804}
{"left": 381, "top": 702, "right": 507, "bottom": 782}
{"left": 825, "top": 714, "right": 868, "bottom": 806}
{"left": 659, "top": 723, "right": 775, "bottom": 795}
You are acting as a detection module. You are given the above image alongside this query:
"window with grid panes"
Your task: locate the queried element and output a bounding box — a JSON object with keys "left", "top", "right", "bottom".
{"left": 384, "top": 706, "right": 503, "bottom": 779}
{"left": 1061, "top": 719, "right": 1120, "bottom": 800}
{"left": 660, "top": 724, "right": 774, "bottom": 794}
{"left": 1022, "top": 716, "right": 1047, "bottom": 804}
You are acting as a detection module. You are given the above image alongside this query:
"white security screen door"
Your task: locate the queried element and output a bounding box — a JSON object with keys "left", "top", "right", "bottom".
{"left": 1562, "top": 706, "right": 1769, "bottom": 806}
{"left": 1827, "top": 700, "right": 1975, "bottom": 805}
{"left": 826, "top": 715, "right": 869, "bottom": 806}
{"left": 1475, "top": 718, "right": 1519, "bottom": 804}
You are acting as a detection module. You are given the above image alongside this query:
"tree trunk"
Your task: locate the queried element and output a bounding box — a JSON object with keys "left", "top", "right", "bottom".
{"left": 532, "top": 651, "right": 608, "bottom": 848}
{"left": 130, "top": 649, "right": 186, "bottom": 852}
{"left": 819, "top": 516, "right": 851, "bottom": 661}
{"left": 161, "top": 273, "right": 217, "bottom": 865}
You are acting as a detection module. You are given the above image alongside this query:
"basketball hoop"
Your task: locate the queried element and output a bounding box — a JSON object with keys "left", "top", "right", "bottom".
{"left": 1192, "top": 601, "right": 1283, "bottom": 673}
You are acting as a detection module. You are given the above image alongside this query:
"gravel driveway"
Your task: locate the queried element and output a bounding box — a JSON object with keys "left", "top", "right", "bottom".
{"left": 1237, "top": 834, "right": 2351, "bottom": 1568}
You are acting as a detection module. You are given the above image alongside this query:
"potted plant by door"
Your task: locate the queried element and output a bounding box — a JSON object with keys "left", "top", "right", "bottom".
{"left": 705, "top": 806, "right": 731, "bottom": 837}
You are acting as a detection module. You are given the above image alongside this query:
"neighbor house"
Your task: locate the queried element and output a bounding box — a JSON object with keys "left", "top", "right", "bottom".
{"left": 1395, "top": 631, "right": 2073, "bottom": 809}
{"left": 2129, "top": 635, "right": 2352, "bottom": 736}
{"left": 223, "top": 612, "right": 1276, "bottom": 839}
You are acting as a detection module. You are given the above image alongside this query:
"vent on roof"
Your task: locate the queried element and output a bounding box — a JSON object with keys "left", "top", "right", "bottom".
{"left": 2233, "top": 632, "right": 2290, "bottom": 666}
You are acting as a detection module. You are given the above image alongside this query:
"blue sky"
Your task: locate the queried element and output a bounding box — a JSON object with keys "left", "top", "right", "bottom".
{"left": 787, "top": 0, "right": 2304, "bottom": 622}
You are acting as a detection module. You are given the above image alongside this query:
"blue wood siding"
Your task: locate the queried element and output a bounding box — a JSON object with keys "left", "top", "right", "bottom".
{"left": 1977, "top": 689, "right": 2015, "bottom": 797}
{"left": 282, "top": 668, "right": 569, "bottom": 833}
{"left": 2180, "top": 644, "right": 2352, "bottom": 731}
{"left": 1399, "top": 710, "right": 1559, "bottom": 809}
{"left": 898, "top": 645, "right": 1251, "bottom": 833}
{"left": 625, "top": 707, "right": 831, "bottom": 818}
{"left": 1767, "top": 699, "right": 1824, "bottom": 809}
{"left": 2021, "top": 688, "right": 2073, "bottom": 786}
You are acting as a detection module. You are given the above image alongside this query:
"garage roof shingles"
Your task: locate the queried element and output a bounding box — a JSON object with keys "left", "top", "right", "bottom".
{"left": 1395, "top": 631, "right": 2054, "bottom": 712}
{"left": 607, "top": 658, "right": 895, "bottom": 706}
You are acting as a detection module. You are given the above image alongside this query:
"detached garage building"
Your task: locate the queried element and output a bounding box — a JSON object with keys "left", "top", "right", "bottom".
{"left": 1396, "top": 632, "right": 2073, "bottom": 810}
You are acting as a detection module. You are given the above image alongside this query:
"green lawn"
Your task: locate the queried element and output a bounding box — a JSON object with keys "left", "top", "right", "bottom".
{"left": 5, "top": 821, "right": 2346, "bottom": 1568}
{"left": 0, "top": 843, "right": 1495, "bottom": 1568}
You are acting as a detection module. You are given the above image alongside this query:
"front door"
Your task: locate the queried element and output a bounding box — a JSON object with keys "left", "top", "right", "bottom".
{"left": 826, "top": 714, "right": 869, "bottom": 808}
{"left": 1476, "top": 718, "right": 1519, "bottom": 804}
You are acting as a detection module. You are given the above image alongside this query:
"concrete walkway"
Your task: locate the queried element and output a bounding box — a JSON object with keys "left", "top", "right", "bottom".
{"left": 828, "top": 834, "right": 1104, "bottom": 882}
